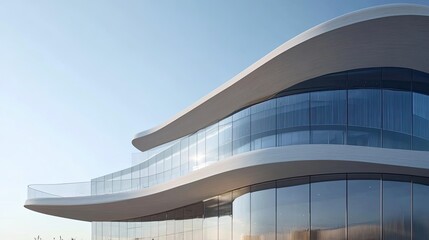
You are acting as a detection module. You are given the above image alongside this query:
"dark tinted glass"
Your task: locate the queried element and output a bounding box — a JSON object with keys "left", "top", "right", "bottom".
{"left": 348, "top": 68, "right": 381, "bottom": 89}
{"left": 382, "top": 68, "right": 412, "bottom": 91}
{"left": 413, "top": 70, "right": 429, "bottom": 95}
{"left": 282, "top": 71, "right": 347, "bottom": 95}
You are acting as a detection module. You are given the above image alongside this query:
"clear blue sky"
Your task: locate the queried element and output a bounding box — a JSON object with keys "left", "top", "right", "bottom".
{"left": 1, "top": 0, "right": 428, "bottom": 239}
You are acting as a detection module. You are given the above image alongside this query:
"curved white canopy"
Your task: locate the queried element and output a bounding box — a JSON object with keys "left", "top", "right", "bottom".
{"left": 132, "top": 4, "right": 429, "bottom": 152}
{"left": 25, "top": 145, "right": 429, "bottom": 221}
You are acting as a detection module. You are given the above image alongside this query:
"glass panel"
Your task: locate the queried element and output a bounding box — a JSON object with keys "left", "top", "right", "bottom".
{"left": 164, "top": 149, "right": 172, "bottom": 172}
{"left": 120, "top": 222, "right": 127, "bottom": 240}
{"left": 383, "top": 180, "right": 411, "bottom": 240}
{"left": 310, "top": 180, "right": 346, "bottom": 240}
{"left": 311, "top": 130, "right": 344, "bottom": 144}
{"left": 219, "top": 116, "right": 233, "bottom": 160}
{"left": 175, "top": 209, "right": 184, "bottom": 240}
{"left": 103, "top": 222, "right": 111, "bottom": 240}
{"left": 277, "top": 93, "right": 310, "bottom": 146}
{"left": 310, "top": 90, "right": 346, "bottom": 144}
{"left": 347, "top": 68, "right": 381, "bottom": 89}
{"left": 277, "top": 181, "right": 309, "bottom": 240}
{"left": 166, "top": 212, "right": 175, "bottom": 236}
{"left": 156, "top": 157, "right": 164, "bottom": 184}
{"left": 131, "top": 166, "right": 140, "bottom": 190}
{"left": 285, "top": 71, "right": 346, "bottom": 94}
{"left": 159, "top": 219, "right": 167, "bottom": 239}
{"left": 251, "top": 99, "right": 276, "bottom": 150}
{"left": 277, "top": 131, "right": 309, "bottom": 146}
{"left": 111, "top": 222, "right": 119, "bottom": 240}
{"left": 413, "top": 93, "right": 429, "bottom": 150}
{"left": 206, "top": 123, "right": 219, "bottom": 165}
{"left": 347, "top": 89, "right": 381, "bottom": 147}
{"left": 92, "top": 222, "right": 96, "bottom": 240}
{"left": 251, "top": 188, "right": 276, "bottom": 240}
{"left": 193, "top": 218, "right": 203, "bottom": 240}
{"left": 219, "top": 192, "right": 232, "bottom": 240}
{"left": 382, "top": 67, "right": 412, "bottom": 91}
{"left": 121, "top": 169, "right": 132, "bottom": 192}
{"left": 180, "top": 138, "right": 189, "bottom": 176}
{"left": 233, "top": 187, "right": 250, "bottom": 240}
{"left": 311, "top": 90, "right": 347, "bottom": 125}
{"left": 347, "top": 179, "right": 381, "bottom": 240}
{"left": 135, "top": 222, "right": 142, "bottom": 240}
{"left": 203, "top": 197, "right": 219, "bottom": 240}
{"left": 97, "top": 178, "right": 105, "bottom": 195}
{"left": 413, "top": 182, "right": 429, "bottom": 240}
{"left": 96, "top": 222, "right": 102, "bottom": 240}
{"left": 232, "top": 109, "right": 251, "bottom": 154}
{"left": 197, "top": 129, "right": 206, "bottom": 168}
{"left": 413, "top": 69, "right": 429, "bottom": 95}
{"left": 184, "top": 203, "right": 203, "bottom": 240}
{"left": 150, "top": 216, "right": 159, "bottom": 239}
{"left": 172, "top": 143, "right": 181, "bottom": 169}
{"left": 189, "top": 134, "right": 197, "bottom": 172}
{"left": 142, "top": 220, "right": 150, "bottom": 240}
{"left": 140, "top": 163, "right": 149, "bottom": 188}
{"left": 383, "top": 90, "right": 412, "bottom": 149}
{"left": 128, "top": 222, "right": 135, "bottom": 240}
{"left": 112, "top": 172, "right": 121, "bottom": 192}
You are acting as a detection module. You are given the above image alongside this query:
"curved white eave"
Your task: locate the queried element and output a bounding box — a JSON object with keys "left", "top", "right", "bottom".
{"left": 25, "top": 145, "right": 429, "bottom": 221}
{"left": 132, "top": 4, "right": 429, "bottom": 152}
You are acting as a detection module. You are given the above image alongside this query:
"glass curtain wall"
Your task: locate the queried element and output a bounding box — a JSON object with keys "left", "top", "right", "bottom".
{"left": 91, "top": 68, "right": 429, "bottom": 196}
{"left": 93, "top": 174, "right": 429, "bottom": 240}
{"left": 310, "top": 91, "right": 346, "bottom": 144}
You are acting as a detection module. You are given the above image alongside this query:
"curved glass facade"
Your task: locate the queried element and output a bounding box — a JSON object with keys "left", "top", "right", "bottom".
{"left": 90, "top": 67, "right": 429, "bottom": 196}
{"left": 92, "top": 174, "right": 429, "bottom": 240}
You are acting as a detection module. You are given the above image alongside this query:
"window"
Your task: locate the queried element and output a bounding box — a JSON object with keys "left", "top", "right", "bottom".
{"left": 251, "top": 99, "right": 277, "bottom": 150}
{"left": 347, "top": 176, "right": 381, "bottom": 240}
{"left": 348, "top": 89, "right": 381, "bottom": 147}
{"left": 310, "top": 176, "right": 346, "bottom": 240}
{"left": 383, "top": 178, "right": 411, "bottom": 240}
{"left": 383, "top": 90, "right": 412, "bottom": 149}
{"left": 277, "top": 93, "right": 310, "bottom": 146}
{"left": 277, "top": 178, "right": 309, "bottom": 240}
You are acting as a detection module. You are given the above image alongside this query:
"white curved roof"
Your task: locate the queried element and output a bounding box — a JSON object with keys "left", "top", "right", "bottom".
{"left": 132, "top": 3, "right": 429, "bottom": 152}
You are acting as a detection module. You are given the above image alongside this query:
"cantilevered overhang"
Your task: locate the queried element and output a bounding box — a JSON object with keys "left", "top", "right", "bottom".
{"left": 25, "top": 145, "right": 429, "bottom": 221}
{"left": 132, "top": 4, "right": 429, "bottom": 152}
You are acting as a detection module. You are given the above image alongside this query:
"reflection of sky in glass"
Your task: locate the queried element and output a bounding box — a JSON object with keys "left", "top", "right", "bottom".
{"left": 311, "top": 180, "right": 346, "bottom": 230}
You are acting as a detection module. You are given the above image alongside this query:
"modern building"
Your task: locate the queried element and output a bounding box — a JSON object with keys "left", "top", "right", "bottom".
{"left": 26, "top": 4, "right": 429, "bottom": 240}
